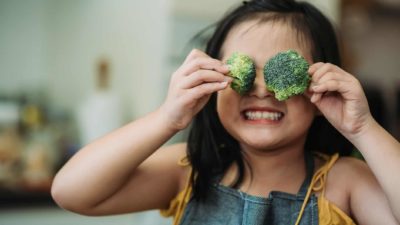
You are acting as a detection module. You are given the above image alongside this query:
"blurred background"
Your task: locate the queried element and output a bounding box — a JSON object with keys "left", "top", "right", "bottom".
{"left": 0, "top": 0, "right": 399, "bottom": 224}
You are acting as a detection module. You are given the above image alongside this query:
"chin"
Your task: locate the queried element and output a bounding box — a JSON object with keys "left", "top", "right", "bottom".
{"left": 239, "top": 136, "right": 282, "bottom": 152}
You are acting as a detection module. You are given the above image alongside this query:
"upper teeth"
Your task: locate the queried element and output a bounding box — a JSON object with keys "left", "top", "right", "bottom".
{"left": 245, "top": 111, "right": 283, "bottom": 121}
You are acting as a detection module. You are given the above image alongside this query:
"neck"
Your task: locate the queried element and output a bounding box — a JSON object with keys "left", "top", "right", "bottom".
{"left": 242, "top": 145, "right": 305, "bottom": 174}
{"left": 238, "top": 145, "right": 307, "bottom": 194}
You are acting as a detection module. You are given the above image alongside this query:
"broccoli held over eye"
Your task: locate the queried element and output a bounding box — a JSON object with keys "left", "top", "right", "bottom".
{"left": 264, "top": 50, "right": 310, "bottom": 101}
{"left": 226, "top": 52, "right": 256, "bottom": 95}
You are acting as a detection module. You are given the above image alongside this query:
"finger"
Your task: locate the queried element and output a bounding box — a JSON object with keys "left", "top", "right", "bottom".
{"left": 183, "top": 49, "right": 208, "bottom": 64}
{"left": 180, "top": 70, "right": 233, "bottom": 89}
{"left": 179, "top": 57, "right": 229, "bottom": 77}
{"left": 310, "top": 93, "right": 322, "bottom": 103}
{"left": 312, "top": 79, "right": 351, "bottom": 95}
{"left": 310, "top": 71, "right": 350, "bottom": 91}
{"left": 186, "top": 81, "right": 229, "bottom": 100}
{"left": 311, "top": 63, "right": 353, "bottom": 85}
{"left": 308, "top": 62, "right": 325, "bottom": 74}
{"left": 182, "top": 49, "right": 229, "bottom": 74}
{"left": 310, "top": 63, "right": 336, "bottom": 82}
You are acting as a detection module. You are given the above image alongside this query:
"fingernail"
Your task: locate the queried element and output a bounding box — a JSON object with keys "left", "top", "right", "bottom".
{"left": 223, "top": 65, "right": 231, "bottom": 71}
{"left": 224, "top": 76, "right": 233, "bottom": 82}
{"left": 220, "top": 81, "right": 228, "bottom": 87}
{"left": 310, "top": 94, "right": 316, "bottom": 103}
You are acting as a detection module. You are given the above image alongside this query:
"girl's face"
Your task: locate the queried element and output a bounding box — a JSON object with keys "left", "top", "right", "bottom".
{"left": 217, "top": 20, "right": 317, "bottom": 152}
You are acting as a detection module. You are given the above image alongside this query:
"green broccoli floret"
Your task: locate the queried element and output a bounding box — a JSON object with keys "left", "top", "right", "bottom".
{"left": 226, "top": 52, "right": 256, "bottom": 95}
{"left": 263, "top": 50, "right": 310, "bottom": 101}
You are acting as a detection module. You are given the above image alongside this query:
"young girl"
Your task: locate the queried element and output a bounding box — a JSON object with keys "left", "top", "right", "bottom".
{"left": 51, "top": 0, "right": 400, "bottom": 224}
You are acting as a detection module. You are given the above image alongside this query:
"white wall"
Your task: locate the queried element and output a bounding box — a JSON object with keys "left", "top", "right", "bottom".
{"left": 0, "top": 0, "right": 170, "bottom": 119}
{"left": 0, "top": 0, "right": 48, "bottom": 95}
{"left": 45, "top": 0, "right": 169, "bottom": 118}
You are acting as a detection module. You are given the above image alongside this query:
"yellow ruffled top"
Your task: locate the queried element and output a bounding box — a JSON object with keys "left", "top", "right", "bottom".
{"left": 161, "top": 153, "right": 356, "bottom": 225}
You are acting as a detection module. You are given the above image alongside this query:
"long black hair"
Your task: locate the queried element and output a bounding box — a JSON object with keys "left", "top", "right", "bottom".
{"left": 187, "top": 0, "right": 353, "bottom": 200}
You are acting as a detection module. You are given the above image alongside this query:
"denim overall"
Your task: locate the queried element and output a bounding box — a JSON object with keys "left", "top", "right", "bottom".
{"left": 179, "top": 152, "right": 318, "bottom": 225}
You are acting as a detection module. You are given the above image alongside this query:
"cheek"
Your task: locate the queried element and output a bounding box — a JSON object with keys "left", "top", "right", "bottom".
{"left": 216, "top": 91, "right": 229, "bottom": 117}
{"left": 216, "top": 89, "right": 240, "bottom": 121}
{"left": 289, "top": 97, "right": 317, "bottom": 124}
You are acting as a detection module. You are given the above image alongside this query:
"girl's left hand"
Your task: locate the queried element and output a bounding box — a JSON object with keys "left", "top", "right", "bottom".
{"left": 308, "top": 62, "right": 374, "bottom": 139}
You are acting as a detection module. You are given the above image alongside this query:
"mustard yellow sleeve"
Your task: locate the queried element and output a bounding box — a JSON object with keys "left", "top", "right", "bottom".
{"left": 306, "top": 153, "right": 356, "bottom": 225}
{"left": 160, "top": 157, "right": 193, "bottom": 225}
{"left": 318, "top": 196, "right": 356, "bottom": 225}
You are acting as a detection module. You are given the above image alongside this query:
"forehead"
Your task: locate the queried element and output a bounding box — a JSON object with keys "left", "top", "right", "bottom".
{"left": 221, "top": 19, "right": 313, "bottom": 65}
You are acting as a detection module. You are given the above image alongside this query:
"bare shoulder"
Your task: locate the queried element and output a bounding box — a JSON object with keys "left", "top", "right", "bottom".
{"left": 326, "top": 156, "right": 374, "bottom": 195}
{"left": 321, "top": 156, "right": 372, "bottom": 215}
{"left": 330, "top": 156, "right": 374, "bottom": 186}
{"left": 329, "top": 156, "right": 398, "bottom": 224}
{"left": 144, "top": 142, "right": 191, "bottom": 191}
{"left": 323, "top": 155, "right": 392, "bottom": 220}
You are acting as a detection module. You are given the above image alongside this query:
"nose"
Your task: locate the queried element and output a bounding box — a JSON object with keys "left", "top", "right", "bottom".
{"left": 248, "top": 70, "right": 273, "bottom": 98}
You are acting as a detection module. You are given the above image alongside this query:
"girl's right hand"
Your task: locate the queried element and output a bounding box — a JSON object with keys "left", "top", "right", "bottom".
{"left": 160, "top": 49, "right": 232, "bottom": 132}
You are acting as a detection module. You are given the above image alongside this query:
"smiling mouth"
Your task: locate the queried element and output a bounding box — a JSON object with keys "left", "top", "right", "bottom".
{"left": 243, "top": 110, "right": 284, "bottom": 121}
